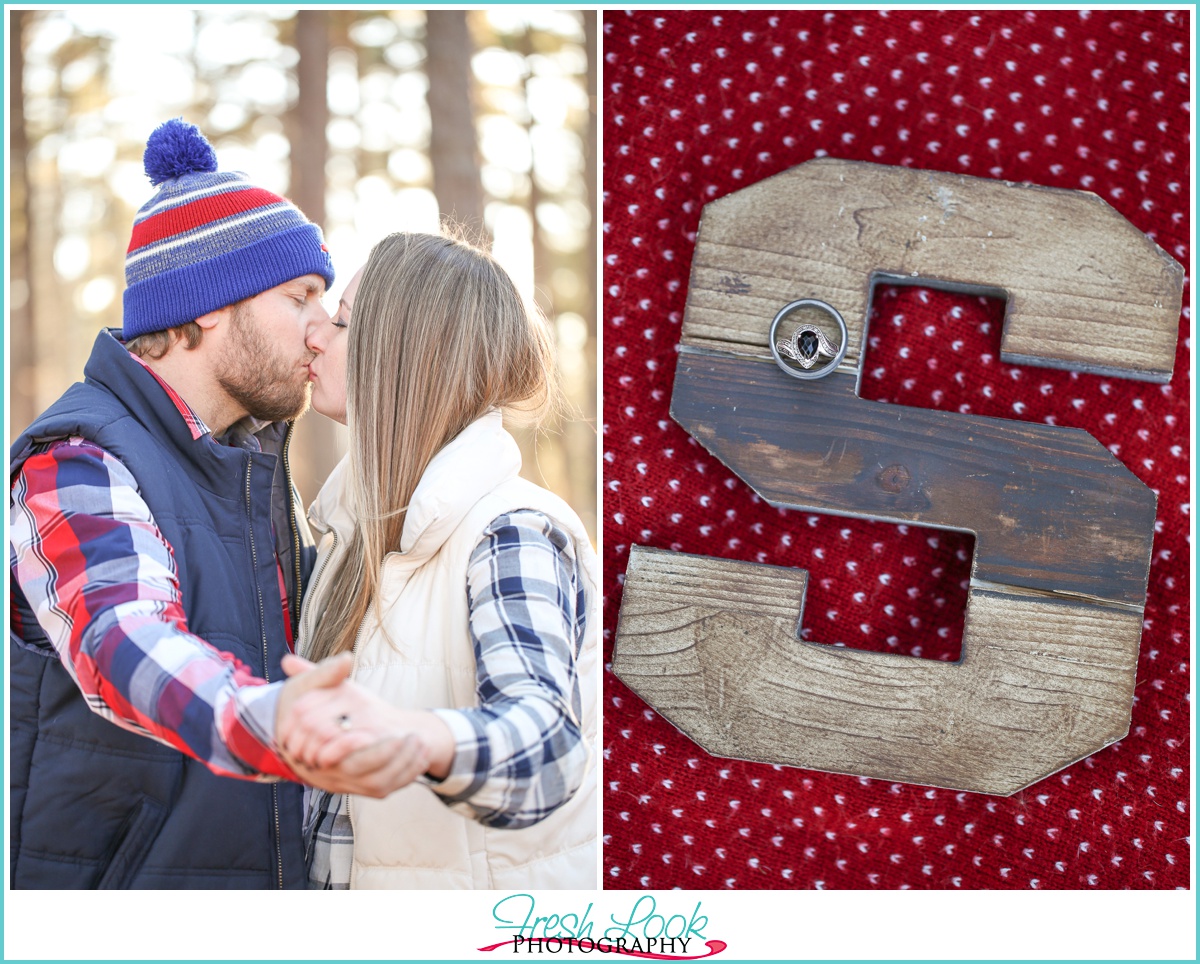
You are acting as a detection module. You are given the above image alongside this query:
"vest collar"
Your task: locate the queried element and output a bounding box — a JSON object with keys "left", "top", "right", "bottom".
{"left": 308, "top": 411, "right": 521, "bottom": 562}
{"left": 84, "top": 329, "right": 206, "bottom": 456}
{"left": 79, "top": 328, "right": 293, "bottom": 473}
{"left": 401, "top": 411, "right": 520, "bottom": 557}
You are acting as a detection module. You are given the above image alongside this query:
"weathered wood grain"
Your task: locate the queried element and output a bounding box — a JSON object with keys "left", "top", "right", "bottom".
{"left": 671, "top": 353, "right": 1157, "bottom": 608}
{"left": 683, "top": 157, "right": 1182, "bottom": 382}
{"left": 613, "top": 547, "right": 1142, "bottom": 795}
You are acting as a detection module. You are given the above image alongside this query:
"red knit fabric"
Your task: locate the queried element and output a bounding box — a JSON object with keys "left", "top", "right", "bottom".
{"left": 602, "top": 9, "right": 1190, "bottom": 890}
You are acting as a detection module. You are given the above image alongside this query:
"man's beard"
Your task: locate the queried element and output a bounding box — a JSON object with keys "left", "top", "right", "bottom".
{"left": 218, "top": 301, "right": 312, "bottom": 423}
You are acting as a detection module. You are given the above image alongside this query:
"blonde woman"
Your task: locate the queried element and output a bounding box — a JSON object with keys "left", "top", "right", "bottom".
{"left": 279, "top": 233, "right": 597, "bottom": 889}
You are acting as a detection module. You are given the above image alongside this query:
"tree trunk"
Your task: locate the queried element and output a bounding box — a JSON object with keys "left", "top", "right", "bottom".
{"left": 425, "top": 10, "right": 483, "bottom": 234}
{"left": 289, "top": 9, "right": 328, "bottom": 227}
{"left": 286, "top": 10, "right": 344, "bottom": 505}
{"left": 510, "top": 27, "right": 567, "bottom": 501}
{"left": 10, "top": 10, "right": 36, "bottom": 430}
{"left": 518, "top": 29, "right": 551, "bottom": 319}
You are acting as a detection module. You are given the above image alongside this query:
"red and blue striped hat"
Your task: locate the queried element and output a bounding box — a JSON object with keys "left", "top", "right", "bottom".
{"left": 123, "top": 118, "right": 335, "bottom": 338}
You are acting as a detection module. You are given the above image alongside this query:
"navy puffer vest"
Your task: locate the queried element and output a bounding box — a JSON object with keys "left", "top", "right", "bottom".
{"left": 9, "top": 330, "right": 315, "bottom": 888}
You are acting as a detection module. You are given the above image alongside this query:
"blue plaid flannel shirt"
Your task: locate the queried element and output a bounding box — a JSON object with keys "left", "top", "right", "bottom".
{"left": 304, "top": 510, "right": 588, "bottom": 888}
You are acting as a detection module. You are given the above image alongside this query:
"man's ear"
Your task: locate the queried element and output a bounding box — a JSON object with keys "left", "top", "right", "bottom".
{"left": 194, "top": 304, "right": 231, "bottom": 332}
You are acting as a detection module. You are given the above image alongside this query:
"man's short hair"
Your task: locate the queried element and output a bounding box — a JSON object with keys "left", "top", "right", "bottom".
{"left": 125, "top": 321, "right": 204, "bottom": 360}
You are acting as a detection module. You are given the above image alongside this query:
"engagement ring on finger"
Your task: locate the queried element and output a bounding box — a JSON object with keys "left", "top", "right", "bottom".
{"left": 769, "top": 298, "right": 849, "bottom": 380}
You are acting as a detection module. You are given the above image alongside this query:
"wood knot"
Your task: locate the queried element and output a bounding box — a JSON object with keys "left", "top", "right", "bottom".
{"left": 877, "top": 463, "right": 911, "bottom": 492}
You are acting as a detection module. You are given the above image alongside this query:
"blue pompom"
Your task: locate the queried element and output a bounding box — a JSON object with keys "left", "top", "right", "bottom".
{"left": 143, "top": 118, "right": 218, "bottom": 186}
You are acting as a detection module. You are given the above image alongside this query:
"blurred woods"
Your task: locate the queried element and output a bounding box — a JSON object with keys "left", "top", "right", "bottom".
{"left": 8, "top": 8, "right": 597, "bottom": 540}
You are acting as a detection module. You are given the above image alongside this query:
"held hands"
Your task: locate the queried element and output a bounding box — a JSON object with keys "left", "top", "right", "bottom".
{"left": 275, "top": 653, "right": 456, "bottom": 797}
{"left": 274, "top": 653, "right": 430, "bottom": 798}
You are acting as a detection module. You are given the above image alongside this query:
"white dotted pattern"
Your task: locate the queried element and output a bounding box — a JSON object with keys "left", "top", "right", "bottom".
{"left": 602, "top": 10, "right": 1190, "bottom": 891}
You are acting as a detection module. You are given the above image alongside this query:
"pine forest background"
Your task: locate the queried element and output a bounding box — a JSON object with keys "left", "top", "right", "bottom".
{"left": 8, "top": 8, "right": 597, "bottom": 539}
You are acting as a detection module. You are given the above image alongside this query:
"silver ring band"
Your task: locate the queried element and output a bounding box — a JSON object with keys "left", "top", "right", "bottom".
{"left": 768, "top": 299, "right": 850, "bottom": 381}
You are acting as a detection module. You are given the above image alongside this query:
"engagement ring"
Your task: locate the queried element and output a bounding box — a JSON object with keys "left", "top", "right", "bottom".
{"left": 769, "top": 298, "right": 849, "bottom": 380}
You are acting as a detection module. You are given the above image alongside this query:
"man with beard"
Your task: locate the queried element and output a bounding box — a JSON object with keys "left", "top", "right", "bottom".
{"left": 9, "top": 119, "right": 424, "bottom": 889}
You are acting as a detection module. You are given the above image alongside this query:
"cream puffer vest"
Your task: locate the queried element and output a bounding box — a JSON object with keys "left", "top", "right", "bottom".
{"left": 297, "top": 412, "right": 598, "bottom": 889}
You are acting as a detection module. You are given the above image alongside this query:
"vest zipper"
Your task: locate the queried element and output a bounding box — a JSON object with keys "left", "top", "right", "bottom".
{"left": 245, "top": 455, "right": 284, "bottom": 890}
{"left": 344, "top": 606, "right": 371, "bottom": 887}
{"left": 298, "top": 531, "right": 338, "bottom": 649}
{"left": 281, "top": 422, "right": 303, "bottom": 632}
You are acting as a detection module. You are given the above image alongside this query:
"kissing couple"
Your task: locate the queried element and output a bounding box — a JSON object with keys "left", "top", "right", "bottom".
{"left": 10, "top": 119, "right": 597, "bottom": 890}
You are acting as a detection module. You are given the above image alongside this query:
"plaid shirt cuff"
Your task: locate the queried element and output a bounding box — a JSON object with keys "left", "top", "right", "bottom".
{"left": 229, "top": 681, "right": 296, "bottom": 782}
{"left": 420, "top": 708, "right": 489, "bottom": 798}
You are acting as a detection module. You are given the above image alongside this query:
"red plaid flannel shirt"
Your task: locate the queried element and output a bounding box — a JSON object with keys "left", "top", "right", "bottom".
{"left": 10, "top": 353, "right": 296, "bottom": 780}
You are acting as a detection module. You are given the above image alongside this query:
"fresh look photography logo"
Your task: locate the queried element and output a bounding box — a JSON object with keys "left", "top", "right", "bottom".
{"left": 479, "top": 894, "right": 727, "bottom": 958}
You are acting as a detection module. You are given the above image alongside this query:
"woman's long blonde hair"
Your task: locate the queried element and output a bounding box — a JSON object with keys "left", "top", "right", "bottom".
{"left": 305, "top": 231, "right": 559, "bottom": 662}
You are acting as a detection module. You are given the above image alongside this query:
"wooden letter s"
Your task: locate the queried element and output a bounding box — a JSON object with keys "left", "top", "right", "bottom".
{"left": 612, "top": 159, "right": 1181, "bottom": 795}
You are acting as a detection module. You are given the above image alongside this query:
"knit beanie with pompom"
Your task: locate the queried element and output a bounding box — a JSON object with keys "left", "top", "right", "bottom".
{"left": 122, "top": 118, "right": 334, "bottom": 338}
